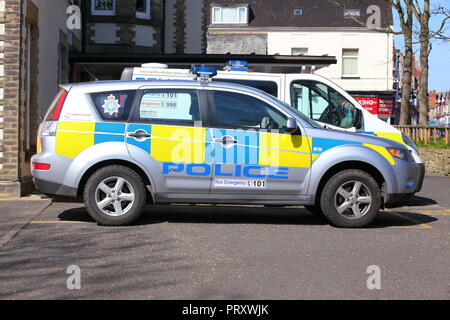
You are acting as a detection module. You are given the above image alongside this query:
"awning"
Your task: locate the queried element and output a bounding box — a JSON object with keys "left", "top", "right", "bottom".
{"left": 70, "top": 53, "right": 337, "bottom": 79}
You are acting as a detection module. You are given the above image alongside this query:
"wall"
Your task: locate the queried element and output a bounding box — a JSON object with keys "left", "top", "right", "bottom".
{"left": 267, "top": 30, "right": 394, "bottom": 92}
{"left": 419, "top": 148, "right": 450, "bottom": 177}
{"left": 31, "top": 0, "right": 71, "bottom": 119}
{"left": 86, "top": 0, "right": 164, "bottom": 55}
{"left": 0, "top": 0, "right": 22, "bottom": 197}
{"left": 165, "top": 0, "right": 205, "bottom": 54}
{"left": 207, "top": 33, "right": 267, "bottom": 54}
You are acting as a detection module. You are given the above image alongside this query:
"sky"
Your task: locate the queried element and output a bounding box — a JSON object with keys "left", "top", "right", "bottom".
{"left": 393, "top": 0, "right": 450, "bottom": 92}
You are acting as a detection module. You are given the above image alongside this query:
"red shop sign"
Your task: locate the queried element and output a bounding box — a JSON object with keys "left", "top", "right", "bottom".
{"left": 354, "top": 97, "right": 379, "bottom": 114}
{"left": 378, "top": 98, "right": 394, "bottom": 115}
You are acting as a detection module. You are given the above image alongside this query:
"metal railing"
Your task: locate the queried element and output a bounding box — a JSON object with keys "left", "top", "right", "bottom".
{"left": 395, "top": 125, "right": 450, "bottom": 144}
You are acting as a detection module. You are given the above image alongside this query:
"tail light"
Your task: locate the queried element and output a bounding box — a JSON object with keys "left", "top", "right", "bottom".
{"left": 50, "top": 90, "right": 68, "bottom": 121}
{"left": 38, "top": 89, "right": 68, "bottom": 138}
{"left": 33, "top": 163, "right": 51, "bottom": 171}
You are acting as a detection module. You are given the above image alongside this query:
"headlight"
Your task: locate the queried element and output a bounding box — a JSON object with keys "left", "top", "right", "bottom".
{"left": 402, "top": 132, "right": 418, "bottom": 151}
{"left": 387, "top": 147, "right": 414, "bottom": 162}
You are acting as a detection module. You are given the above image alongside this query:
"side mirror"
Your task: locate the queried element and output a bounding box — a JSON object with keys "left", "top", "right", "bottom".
{"left": 286, "top": 118, "right": 299, "bottom": 134}
{"left": 352, "top": 109, "right": 363, "bottom": 130}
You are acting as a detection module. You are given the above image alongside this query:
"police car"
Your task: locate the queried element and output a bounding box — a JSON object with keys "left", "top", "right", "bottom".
{"left": 124, "top": 61, "right": 425, "bottom": 170}
{"left": 31, "top": 67, "right": 422, "bottom": 228}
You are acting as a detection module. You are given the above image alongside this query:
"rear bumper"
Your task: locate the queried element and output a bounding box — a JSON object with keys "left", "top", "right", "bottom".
{"left": 33, "top": 177, "right": 77, "bottom": 198}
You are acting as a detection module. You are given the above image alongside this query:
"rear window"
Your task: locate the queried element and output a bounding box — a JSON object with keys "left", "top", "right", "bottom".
{"left": 90, "top": 90, "right": 135, "bottom": 121}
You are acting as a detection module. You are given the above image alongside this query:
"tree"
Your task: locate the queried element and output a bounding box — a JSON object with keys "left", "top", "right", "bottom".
{"left": 390, "top": 0, "right": 414, "bottom": 125}
{"left": 412, "top": 2, "right": 449, "bottom": 125}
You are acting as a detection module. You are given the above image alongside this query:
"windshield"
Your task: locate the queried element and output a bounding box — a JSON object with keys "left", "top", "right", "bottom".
{"left": 274, "top": 97, "right": 323, "bottom": 129}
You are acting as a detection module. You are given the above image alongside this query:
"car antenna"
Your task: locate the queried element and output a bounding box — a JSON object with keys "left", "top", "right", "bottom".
{"left": 83, "top": 67, "right": 99, "bottom": 81}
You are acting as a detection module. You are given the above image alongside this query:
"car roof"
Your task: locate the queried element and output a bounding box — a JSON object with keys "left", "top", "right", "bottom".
{"left": 64, "top": 79, "right": 268, "bottom": 95}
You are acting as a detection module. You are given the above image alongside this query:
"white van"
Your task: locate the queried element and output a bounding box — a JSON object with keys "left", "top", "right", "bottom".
{"left": 121, "top": 62, "right": 424, "bottom": 169}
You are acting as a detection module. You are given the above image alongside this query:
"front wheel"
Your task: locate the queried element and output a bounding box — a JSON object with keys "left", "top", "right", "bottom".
{"left": 84, "top": 165, "right": 146, "bottom": 226}
{"left": 320, "top": 169, "right": 381, "bottom": 228}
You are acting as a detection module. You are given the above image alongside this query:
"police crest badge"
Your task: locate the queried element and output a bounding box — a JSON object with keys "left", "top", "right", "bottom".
{"left": 101, "top": 94, "right": 122, "bottom": 115}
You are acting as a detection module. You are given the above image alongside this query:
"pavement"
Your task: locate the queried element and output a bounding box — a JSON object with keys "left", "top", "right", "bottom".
{"left": 0, "top": 176, "right": 448, "bottom": 300}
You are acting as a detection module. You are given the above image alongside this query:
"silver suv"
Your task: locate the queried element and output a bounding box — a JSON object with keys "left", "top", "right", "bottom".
{"left": 31, "top": 79, "right": 421, "bottom": 228}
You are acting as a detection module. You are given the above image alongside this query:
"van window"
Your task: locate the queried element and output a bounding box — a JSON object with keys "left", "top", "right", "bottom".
{"left": 134, "top": 89, "right": 200, "bottom": 125}
{"left": 213, "top": 78, "right": 279, "bottom": 97}
{"left": 291, "top": 80, "right": 357, "bottom": 129}
{"left": 90, "top": 90, "right": 135, "bottom": 121}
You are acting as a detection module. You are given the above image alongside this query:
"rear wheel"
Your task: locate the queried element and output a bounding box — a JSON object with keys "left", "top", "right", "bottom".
{"left": 84, "top": 165, "right": 146, "bottom": 226}
{"left": 320, "top": 169, "right": 381, "bottom": 228}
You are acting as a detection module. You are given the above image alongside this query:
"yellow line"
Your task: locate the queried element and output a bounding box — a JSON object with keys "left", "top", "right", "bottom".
{"left": 387, "top": 211, "right": 433, "bottom": 229}
{"left": 30, "top": 221, "right": 91, "bottom": 224}
{"left": 404, "top": 204, "right": 442, "bottom": 210}
{"left": 415, "top": 209, "right": 450, "bottom": 216}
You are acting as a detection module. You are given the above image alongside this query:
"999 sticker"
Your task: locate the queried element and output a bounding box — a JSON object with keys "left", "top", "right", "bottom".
{"left": 214, "top": 179, "right": 267, "bottom": 189}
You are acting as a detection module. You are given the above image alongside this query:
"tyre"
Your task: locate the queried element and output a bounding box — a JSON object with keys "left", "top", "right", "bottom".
{"left": 84, "top": 165, "right": 146, "bottom": 226}
{"left": 320, "top": 169, "right": 381, "bottom": 228}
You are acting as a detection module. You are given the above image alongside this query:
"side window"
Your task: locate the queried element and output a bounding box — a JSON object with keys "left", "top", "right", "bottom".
{"left": 212, "top": 90, "right": 287, "bottom": 131}
{"left": 90, "top": 90, "right": 135, "bottom": 121}
{"left": 290, "top": 81, "right": 357, "bottom": 129}
{"left": 212, "top": 78, "right": 279, "bottom": 97}
{"left": 135, "top": 89, "right": 200, "bottom": 125}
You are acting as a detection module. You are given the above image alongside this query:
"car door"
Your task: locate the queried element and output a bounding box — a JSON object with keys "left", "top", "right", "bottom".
{"left": 205, "top": 88, "right": 312, "bottom": 197}
{"left": 126, "top": 87, "right": 213, "bottom": 195}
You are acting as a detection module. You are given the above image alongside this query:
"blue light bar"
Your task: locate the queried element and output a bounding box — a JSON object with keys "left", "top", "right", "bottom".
{"left": 224, "top": 60, "right": 249, "bottom": 72}
{"left": 191, "top": 66, "right": 217, "bottom": 80}
{"left": 227, "top": 60, "right": 248, "bottom": 67}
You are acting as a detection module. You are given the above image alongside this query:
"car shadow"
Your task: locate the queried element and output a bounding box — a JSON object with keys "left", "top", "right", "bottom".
{"left": 57, "top": 204, "right": 438, "bottom": 229}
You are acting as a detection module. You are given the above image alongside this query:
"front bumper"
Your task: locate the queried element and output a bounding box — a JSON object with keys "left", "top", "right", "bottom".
{"left": 415, "top": 163, "right": 425, "bottom": 193}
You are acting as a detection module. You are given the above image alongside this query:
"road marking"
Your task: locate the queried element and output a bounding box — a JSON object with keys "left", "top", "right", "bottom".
{"left": 386, "top": 211, "right": 433, "bottom": 229}
{"left": 415, "top": 209, "right": 450, "bottom": 216}
{"left": 30, "top": 221, "right": 91, "bottom": 224}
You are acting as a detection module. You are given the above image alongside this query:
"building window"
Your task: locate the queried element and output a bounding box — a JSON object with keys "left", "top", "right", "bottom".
{"left": 344, "top": 9, "right": 360, "bottom": 17}
{"left": 342, "top": 49, "right": 359, "bottom": 77}
{"left": 291, "top": 47, "right": 308, "bottom": 56}
{"left": 293, "top": 9, "right": 303, "bottom": 16}
{"left": 136, "top": 0, "right": 151, "bottom": 19}
{"left": 91, "top": 0, "right": 116, "bottom": 16}
{"left": 212, "top": 6, "right": 248, "bottom": 24}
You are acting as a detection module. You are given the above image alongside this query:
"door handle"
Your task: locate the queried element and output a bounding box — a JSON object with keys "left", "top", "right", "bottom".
{"left": 128, "top": 130, "right": 151, "bottom": 139}
{"left": 214, "top": 136, "right": 237, "bottom": 144}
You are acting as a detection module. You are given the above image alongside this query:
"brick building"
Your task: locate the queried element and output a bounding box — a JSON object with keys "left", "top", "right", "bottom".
{"left": 72, "top": 0, "right": 207, "bottom": 81}
{"left": 0, "top": 0, "right": 80, "bottom": 197}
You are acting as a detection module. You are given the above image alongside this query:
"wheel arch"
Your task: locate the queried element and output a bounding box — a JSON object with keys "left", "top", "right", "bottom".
{"left": 312, "top": 160, "right": 387, "bottom": 207}
{"left": 76, "top": 159, "right": 153, "bottom": 201}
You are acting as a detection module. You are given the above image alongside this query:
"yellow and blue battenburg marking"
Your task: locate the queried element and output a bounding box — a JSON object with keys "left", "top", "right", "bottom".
{"left": 55, "top": 121, "right": 396, "bottom": 167}
{"left": 56, "top": 122, "right": 126, "bottom": 158}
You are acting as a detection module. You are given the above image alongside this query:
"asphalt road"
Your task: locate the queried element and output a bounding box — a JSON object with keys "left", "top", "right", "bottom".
{"left": 0, "top": 176, "right": 449, "bottom": 300}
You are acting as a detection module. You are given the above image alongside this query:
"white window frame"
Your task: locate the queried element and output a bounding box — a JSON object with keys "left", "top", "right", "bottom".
{"left": 342, "top": 48, "right": 359, "bottom": 78}
{"left": 211, "top": 6, "right": 248, "bottom": 24}
{"left": 136, "top": 0, "right": 151, "bottom": 20}
{"left": 91, "top": 0, "right": 116, "bottom": 16}
{"left": 291, "top": 47, "right": 308, "bottom": 56}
